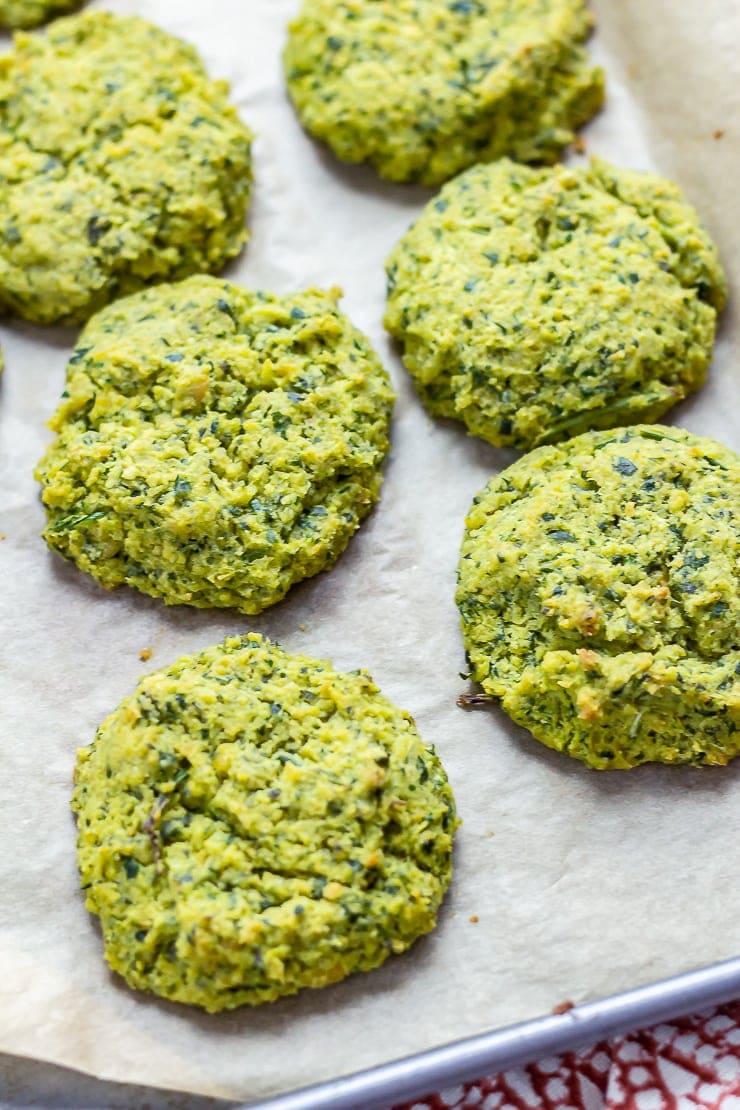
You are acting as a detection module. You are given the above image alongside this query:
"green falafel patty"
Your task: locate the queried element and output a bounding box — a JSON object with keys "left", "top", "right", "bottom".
{"left": 72, "top": 634, "right": 457, "bottom": 1011}
{"left": 386, "top": 159, "right": 726, "bottom": 449}
{"left": 457, "top": 425, "right": 740, "bottom": 769}
{"left": 0, "top": 12, "right": 252, "bottom": 324}
{"left": 35, "top": 276, "right": 394, "bottom": 613}
{"left": 284, "top": 0, "right": 604, "bottom": 185}
{"left": 0, "top": 0, "right": 81, "bottom": 29}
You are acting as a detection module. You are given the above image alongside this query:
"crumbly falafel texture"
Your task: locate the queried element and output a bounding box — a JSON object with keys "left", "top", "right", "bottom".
{"left": 72, "top": 634, "right": 457, "bottom": 1011}
{"left": 284, "top": 0, "right": 604, "bottom": 185}
{"left": 35, "top": 276, "right": 394, "bottom": 613}
{"left": 0, "top": 0, "right": 80, "bottom": 29}
{"left": 0, "top": 12, "right": 252, "bottom": 324}
{"left": 457, "top": 425, "right": 740, "bottom": 769}
{"left": 386, "top": 158, "right": 726, "bottom": 449}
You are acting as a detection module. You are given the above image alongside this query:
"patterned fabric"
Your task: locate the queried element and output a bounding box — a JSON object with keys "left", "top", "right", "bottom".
{"left": 397, "top": 1003, "right": 740, "bottom": 1110}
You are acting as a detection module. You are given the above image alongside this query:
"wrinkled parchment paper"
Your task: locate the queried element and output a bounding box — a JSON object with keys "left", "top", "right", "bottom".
{"left": 1, "top": 0, "right": 739, "bottom": 1101}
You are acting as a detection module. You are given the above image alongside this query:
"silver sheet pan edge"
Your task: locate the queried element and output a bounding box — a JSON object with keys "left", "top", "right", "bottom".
{"left": 250, "top": 956, "right": 740, "bottom": 1110}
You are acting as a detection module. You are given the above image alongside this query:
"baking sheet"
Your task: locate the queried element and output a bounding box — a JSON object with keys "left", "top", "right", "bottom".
{"left": 1, "top": 0, "right": 739, "bottom": 1102}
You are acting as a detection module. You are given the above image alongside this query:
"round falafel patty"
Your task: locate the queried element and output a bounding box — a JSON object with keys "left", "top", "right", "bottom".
{"left": 0, "top": 0, "right": 81, "bottom": 29}
{"left": 457, "top": 425, "right": 740, "bottom": 769}
{"left": 285, "top": 0, "right": 603, "bottom": 185}
{"left": 386, "top": 159, "right": 725, "bottom": 449}
{"left": 73, "top": 634, "right": 457, "bottom": 1010}
{"left": 0, "top": 12, "right": 253, "bottom": 324}
{"left": 35, "top": 276, "right": 394, "bottom": 614}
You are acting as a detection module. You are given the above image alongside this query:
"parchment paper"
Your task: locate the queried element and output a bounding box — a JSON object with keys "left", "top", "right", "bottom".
{"left": 1, "top": 0, "right": 739, "bottom": 1102}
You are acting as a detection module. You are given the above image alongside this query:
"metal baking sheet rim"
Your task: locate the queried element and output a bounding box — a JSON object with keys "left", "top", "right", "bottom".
{"left": 247, "top": 956, "right": 740, "bottom": 1110}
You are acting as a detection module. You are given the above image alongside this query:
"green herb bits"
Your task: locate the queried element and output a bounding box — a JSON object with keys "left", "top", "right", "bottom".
{"left": 73, "top": 635, "right": 457, "bottom": 1011}
{"left": 0, "top": 12, "right": 253, "bottom": 324}
{"left": 35, "top": 276, "right": 394, "bottom": 613}
{"left": 457, "top": 426, "right": 740, "bottom": 769}
{"left": 285, "top": 0, "right": 603, "bottom": 184}
{"left": 386, "top": 159, "right": 726, "bottom": 449}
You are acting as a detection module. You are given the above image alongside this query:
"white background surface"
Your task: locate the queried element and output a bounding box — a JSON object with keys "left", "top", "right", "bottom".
{"left": 1, "top": 0, "right": 739, "bottom": 1103}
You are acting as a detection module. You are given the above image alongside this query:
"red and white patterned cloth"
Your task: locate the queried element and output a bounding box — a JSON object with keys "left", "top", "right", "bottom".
{"left": 397, "top": 1004, "right": 740, "bottom": 1110}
